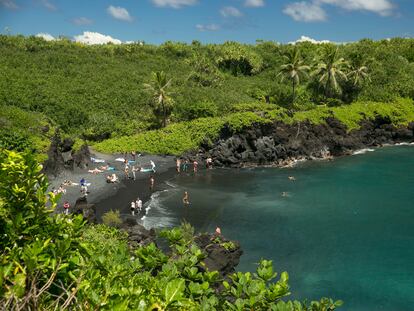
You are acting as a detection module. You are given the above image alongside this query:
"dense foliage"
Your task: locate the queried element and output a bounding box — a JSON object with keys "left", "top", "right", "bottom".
{"left": 1, "top": 35, "right": 414, "bottom": 143}
{"left": 0, "top": 104, "right": 54, "bottom": 161}
{"left": 94, "top": 98, "right": 414, "bottom": 155}
{"left": 0, "top": 150, "right": 343, "bottom": 310}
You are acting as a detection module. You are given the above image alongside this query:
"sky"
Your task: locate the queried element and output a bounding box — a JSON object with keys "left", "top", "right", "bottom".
{"left": 0, "top": 0, "right": 413, "bottom": 44}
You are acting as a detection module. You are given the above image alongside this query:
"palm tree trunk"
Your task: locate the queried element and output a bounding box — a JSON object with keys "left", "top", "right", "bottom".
{"left": 325, "top": 72, "right": 331, "bottom": 99}
{"left": 292, "top": 79, "right": 296, "bottom": 106}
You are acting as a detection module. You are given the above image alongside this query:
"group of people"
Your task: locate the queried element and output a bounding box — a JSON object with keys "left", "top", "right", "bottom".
{"left": 176, "top": 157, "right": 212, "bottom": 173}
{"left": 130, "top": 197, "right": 143, "bottom": 216}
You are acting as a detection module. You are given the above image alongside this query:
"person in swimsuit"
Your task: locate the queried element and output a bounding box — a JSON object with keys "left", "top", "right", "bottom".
{"left": 183, "top": 191, "right": 190, "bottom": 205}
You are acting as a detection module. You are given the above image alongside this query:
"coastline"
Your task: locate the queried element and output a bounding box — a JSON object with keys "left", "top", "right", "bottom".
{"left": 48, "top": 150, "right": 176, "bottom": 220}
{"left": 50, "top": 119, "right": 414, "bottom": 221}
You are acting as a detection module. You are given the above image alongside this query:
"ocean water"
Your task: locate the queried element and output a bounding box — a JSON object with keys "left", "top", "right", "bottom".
{"left": 141, "top": 146, "right": 414, "bottom": 311}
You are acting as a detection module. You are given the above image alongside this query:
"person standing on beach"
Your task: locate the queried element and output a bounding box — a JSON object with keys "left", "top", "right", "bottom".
{"left": 63, "top": 201, "right": 70, "bottom": 215}
{"left": 176, "top": 158, "right": 181, "bottom": 173}
{"left": 132, "top": 165, "right": 138, "bottom": 180}
{"left": 131, "top": 201, "right": 136, "bottom": 216}
{"left": 193, "top": 160, "right": 198, "bottom": 173}
{"left": 131, "top": 151, "right": 136, "bottom": 161}
{"left": 183, "top": 191, "right": 190, "bottom": 205}
{"left": 136, "top": 198, "right": 143, "bottom": 212}
{"left": 124, "top": 159, "right": 130, "bottom": 179}
{"left": 149, "top": 176, "right": 155, "bottom": 191}
{"left": 183, "top": 160, "right": 189, "bottom": 172}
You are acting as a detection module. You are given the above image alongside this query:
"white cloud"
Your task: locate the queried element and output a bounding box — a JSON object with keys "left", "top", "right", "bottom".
{"left": 316, "top": 0, "right": 394, "bottom": 16}
{"left": 36, "top": 33, "right": 55, "bottom": 41}
{"left": 151, "top": 0, "right": 197, "bottom": 9}
{"left": 0, "top": 0, "right": 18, "bottom": 9}
{"left": 220, "top": 6, "right": 243, "bottom": 17}
{"left": 284, "top": 0, "right": 395, "bottom": 22}
{"left": 244, "top": 0, "right": 265, "bottom": 7}
{"left": 41, "top": 0, "right": 56, "bottom": 11}
{"left": 107, "top": 5, "right": 133, "bottom": 22}
{"left": 72, "top": 17, "right": 93, "bottom": 26}
{"left": 196, "top": 23, "right": 220, "bottom": 31}
{"left": 74, "top": 31, "right": 122, "bottom": 45}
{"left": 283, "top": 2, "right": 326, "bottom": 22}
{"left": 289, "top": 35, "right": 331, "bottom": 44}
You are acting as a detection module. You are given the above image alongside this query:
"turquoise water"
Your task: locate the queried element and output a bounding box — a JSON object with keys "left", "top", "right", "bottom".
{"left": 142, "top": 146, "right": 414, "bottom": 310}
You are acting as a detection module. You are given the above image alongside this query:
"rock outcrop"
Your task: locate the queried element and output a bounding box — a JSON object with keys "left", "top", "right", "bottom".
{"left": 187, "top": 117, "right": 414, "bottom": 168}
{"left": 195, "top": 233, "right": 243, "bottom": 278}
{"left": 43, "top": 130, "right": 91, "bottom": 176}
{"left": 121, "top": 218, "right": 156, "bottom": 248}
{"left": 72, "top": 196, "right": 97, "bottom": 223}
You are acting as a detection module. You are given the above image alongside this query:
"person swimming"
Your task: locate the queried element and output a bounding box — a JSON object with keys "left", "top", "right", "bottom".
{"left": 288, "top": 176, "right": 296, "bottom": 181}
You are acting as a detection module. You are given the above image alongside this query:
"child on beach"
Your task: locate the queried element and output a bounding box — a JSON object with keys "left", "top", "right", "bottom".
{"left": 193, "top": 160, "right": 198, "bottom": 173}
{"left": 63, "top": 201, "right": 70, "bottom": 215}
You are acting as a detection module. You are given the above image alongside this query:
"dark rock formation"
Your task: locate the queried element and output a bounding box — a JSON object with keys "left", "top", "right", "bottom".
{"left": 121, "top": 218, "right": 156, "bottom": 248}
{"left": 72, "top": 196, "right": 97, "bottom": 223}
{"left": 195, "top": 233, "right": 243, "bottom": 277}
{"left": 43, "top": 131, "right": 65, "bottom": 176}
{"left": 189, "top": 117, "right": 414, "bottom": 168}
{"left": 72, "top": 144, "right": 91, "bottom": 169}
{"left": 43, "top": 130, "right": 91, "bottom": 175}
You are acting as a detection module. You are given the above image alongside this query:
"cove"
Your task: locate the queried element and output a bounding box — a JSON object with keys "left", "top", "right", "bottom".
{"left": 142, "top": 146, "right": 414, "bottom": 310}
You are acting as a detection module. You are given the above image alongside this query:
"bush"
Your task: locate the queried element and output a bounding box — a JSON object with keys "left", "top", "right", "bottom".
{"left": 102, "top": 209, "right": 122, "bottom": 228}
{"left": 174, "top": 101, "right": 219, "bottom": 121}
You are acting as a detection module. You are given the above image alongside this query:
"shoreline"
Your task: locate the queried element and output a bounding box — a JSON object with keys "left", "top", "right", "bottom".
{"left": 48, "top": 150, "right": 176, "bottom": 220}
{"left": 49, "top": 141, "right": 414, "bottom": 223}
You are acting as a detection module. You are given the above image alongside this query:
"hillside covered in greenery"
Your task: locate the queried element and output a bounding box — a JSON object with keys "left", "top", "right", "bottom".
{"left": 1, "top": 35, "right": 414, "bottom": 157}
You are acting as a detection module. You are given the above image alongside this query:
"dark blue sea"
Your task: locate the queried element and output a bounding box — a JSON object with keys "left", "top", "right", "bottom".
{"left": 142, "top": 145, "right": 414, "bottom": 311}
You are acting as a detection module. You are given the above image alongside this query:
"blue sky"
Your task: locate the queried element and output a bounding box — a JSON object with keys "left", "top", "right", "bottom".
{"left": 0, "top": 0, "right": 413, "bottom": 44}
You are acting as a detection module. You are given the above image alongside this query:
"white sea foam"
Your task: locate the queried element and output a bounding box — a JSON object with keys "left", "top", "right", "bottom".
{"left": 352, "top": 148, "right": 375, "bottom": 155}
{"left": 396, "top": 142, "right": 410, "bottom": 146}
{"left": 141, "top": 189, "right": 179, "bottom": 229}
{"left": 165, "top": 181, "right": 178, "bottom": 188}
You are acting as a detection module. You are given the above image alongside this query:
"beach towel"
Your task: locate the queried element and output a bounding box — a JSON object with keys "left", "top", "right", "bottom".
{"left": 91, "top": 157, "right": 105, "bottom": 163}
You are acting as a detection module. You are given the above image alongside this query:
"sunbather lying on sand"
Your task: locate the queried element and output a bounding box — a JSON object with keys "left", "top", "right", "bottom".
{"left": 106, "top": 173, "right": 119, "bottom": 183}
{"left": 88, "top": 168, "right": 103, "bottom": 174}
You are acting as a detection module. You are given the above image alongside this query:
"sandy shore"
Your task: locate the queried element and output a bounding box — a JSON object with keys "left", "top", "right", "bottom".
{"left": 48, "top": 148, "right": 176, "bottom": 220}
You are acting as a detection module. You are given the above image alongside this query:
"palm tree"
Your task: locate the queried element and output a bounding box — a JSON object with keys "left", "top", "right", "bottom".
{"left": 312, "top": 46, "right": 349, "bottom": 98}
{"left": 144, "top": 71, "right": 173, "bottom": 128}
{"left": 277, "top": 47, "right": 310, "bottom": 105}
{"left": 348, "top": 64, "right": 370, "bottom": 87}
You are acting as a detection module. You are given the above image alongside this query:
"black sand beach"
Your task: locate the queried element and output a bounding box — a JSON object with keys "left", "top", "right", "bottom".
{"left": 48, "top": 148, "right": 176, "bottom": 221}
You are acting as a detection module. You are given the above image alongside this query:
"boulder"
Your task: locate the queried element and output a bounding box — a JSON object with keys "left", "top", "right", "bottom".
{"left": 72, "top": 196, "right": 97, "bottom": 223}
{"left": 195, "top": 233, "right": 243, "bottom": 278}
{"left": 121, "top": 219, "right": 156, "bottom": 248}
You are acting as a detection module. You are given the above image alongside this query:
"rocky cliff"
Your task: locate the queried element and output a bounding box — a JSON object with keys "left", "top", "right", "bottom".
{"left": 188, "top": 117, "right": 414, "bottom": 167}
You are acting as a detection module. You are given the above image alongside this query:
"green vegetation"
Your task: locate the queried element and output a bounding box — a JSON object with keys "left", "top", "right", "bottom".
{"left": 0, "top": 104, "right": 54, "bottom": 161}
{"left": 0, "top": 150, "right": 343, "bottom": 310}
{"left": 94, "top": 98, "right": 414, "bottom": 155}
{"left": 102, "top": 209, "right": 123, "bottom": 228}
{"left": 1, "top": 35, "right": 414, "bottom": 155}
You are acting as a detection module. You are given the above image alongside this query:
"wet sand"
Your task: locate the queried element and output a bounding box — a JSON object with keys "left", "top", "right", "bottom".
{"left": 48, "top": 149, "right": 176, "bottom": 220}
